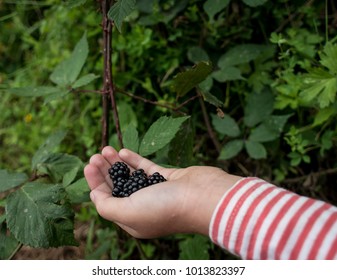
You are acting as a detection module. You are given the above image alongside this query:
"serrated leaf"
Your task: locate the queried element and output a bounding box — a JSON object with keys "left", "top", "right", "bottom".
{"left": 219, "top": 139, "right": 244, "bottom": 160}
{"left": 32, "top": 130, "right": 67, "bottom": 170}
{"left": 212, "top": 66, "right": 244, "bottom": 82}
{"left": 139, "top": 116, "right": 190, "bottom": 156}
{"left": 244, "top": 89, "right": 274, "bottom": 127}
{"left": 9, "top": 86, "right": 60, "bottom": 97}
{"left": 123, "top": 125, "right": 139, "bottom": 153}
{"left": 218, "top": 44, "right": 269, "bottom": 68}
{"left": 174, "top": 62, "right": 213, "bottom": 97}
{"left": 65, "top": 177, "right": 90, "bottom": 204}
{"left": 245, "top": 140, "right": 267, "bottom": 159}
{"left": 300, "top": 68, "right": 337, "bottom": 108}
{"left": 211, "top": 114, "right": 241, "bottom": 137}
{"left": 50, "top": 33, "right": 88, "bottom": 86}
{"left": 0, "top": 170, "right": 28, "bottom": 193}
{"left": 242, "top": 0, "right": 269, "bottom": 7}
{"left": 320, "top": 42, "right": 337, "bottom": 75}
{"left": 179, "top": 235, "right": 210, "bottom": 260}
{"left": 203, "top": 0, "right": 230, "bottom": 21}
{"left": 37, "top": 153, "right": 83, "bottom": 182}
{"left": 5, "top": 182, "right": 77, "bottom": 248}
{"left": 108, "top": 0, "right": 136, "bottom": 33}
{"left": 72, "top": 74, "right": 99, "bottom": 88}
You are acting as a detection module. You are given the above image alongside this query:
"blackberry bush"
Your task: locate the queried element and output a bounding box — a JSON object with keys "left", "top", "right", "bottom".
{"left": 108, "top": 162, "right": 166, "bottom": 198}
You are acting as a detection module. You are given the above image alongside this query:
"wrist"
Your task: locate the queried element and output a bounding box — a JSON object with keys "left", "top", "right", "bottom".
{"left": 184, "top": 169, "right": 243, "bottom": 236}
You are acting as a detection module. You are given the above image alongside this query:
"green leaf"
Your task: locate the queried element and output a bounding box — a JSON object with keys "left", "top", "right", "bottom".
{"left": 242, "top": 0, "right": 269, "bottom": 7}
{"left": 108, "top": 0, "right": 136, "bottom": 33}
{"left": 187, "top": 46, "right": 209, "bottom": 63}
{"left": 62, "top": 167, "right": 80, "bottom": 187}
{"left": 50, "top": 33, "right": 89, "bottom": 86}
{"left": 43, "top": 89, "right": 70, "bottom": 103}
{"left": 37, "top": 153, "right": 83, "bottom": 183}
{"left": 123, "top": 125, "right": 139, "bottom": 153}
{"left": 200, "top": 90, "right": 223, "bottom": 107}
{"left": 212, "top": 66, "right": 245, "bottom": 82}
{"left": 198, "top": 76, "right": 214, "bottom": 93}
{"left": 5, "top": 182, "right": 77, "bottom": 248}
{"left": 244, "top": 89, "right": 274, "bottom": 127}
{"left": 245, "top": 140, "right": 267, "bottom": 159}
{"left": 65, "top": 177, "right": 90, "bottom": 204}
{"left": 211, "top": 114, "right": 241, "bottom": 137}
{"left": 179, "top": 235, "right": 210, "bottom": 260}
{"left": 118, "top": 102, "right": 139, "bottom": 131}
{"left": 9, "top": 86, "right": 60, "bottom": 97}
{"left": 139, "top": 116, "right": 190, "bottom": 156}
{"left": 72, "top": 74, "right": 99, "bottom": 88}
{"left": 203, "top": 0, "right": 230, "bottom": 21}
{"left": 0, "top": 170, "right": 28, "bottom": 193}
{"left": 313, "top": 104, "right": 337, "bottom": 127}
{"left": 174, "top": 61, "right": 213, "bottom": 97}
{"left": 320, "top": 42, "right": 337, "bottom": 75}
{"left": 249, "top": 114, "right": 292, "bottom": 142}
{"left": 300, "top": 68, "right": 337, "bottom": 108}
{"left": 249, "top": 123, "right": 278, "bottom": 142}
{"left": 168, "top": 120, "right": 194, "bottom": 167}
{"left": 219, "top": 139, "right": 244, "bottom": 160}
{"left": 32, "top": 130, "right": 67, "bottom": 170}
{"left": 0, "top": 223, "right": 19, "bottom": 260}
{"left": 218, "top": 44, "right": 269, "bottom": 68}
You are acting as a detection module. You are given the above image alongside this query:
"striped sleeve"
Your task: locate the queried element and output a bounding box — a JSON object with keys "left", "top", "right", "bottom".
{"left": 209, "top": 177, "right": 337, "bottom": 260}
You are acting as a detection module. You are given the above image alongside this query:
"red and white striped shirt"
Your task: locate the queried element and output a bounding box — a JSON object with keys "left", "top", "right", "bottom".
{"left": 209, "top": 177, "right": 337, "bottom": 259}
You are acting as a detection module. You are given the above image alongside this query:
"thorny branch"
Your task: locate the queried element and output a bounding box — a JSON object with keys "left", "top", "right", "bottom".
{"left": 115, "top": 87, "right": 199, "bottom": 114}
{"left": 101, "top": 0, "right": 123, "bottom": 149}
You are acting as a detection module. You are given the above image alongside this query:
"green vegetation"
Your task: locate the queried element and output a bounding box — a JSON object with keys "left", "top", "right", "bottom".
{"left": 1, "top": 0, "right": 337, "bottom": 259}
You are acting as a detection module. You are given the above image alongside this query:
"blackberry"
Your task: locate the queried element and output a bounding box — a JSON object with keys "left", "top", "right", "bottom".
{"left": 108, "top": 162, "right": 166, "bottom": 198}
{"left": 108, "top": 161, "right": 130, "bottom": 179}
{"left": 148, "top": 172, "right": 166, "bottom": 185}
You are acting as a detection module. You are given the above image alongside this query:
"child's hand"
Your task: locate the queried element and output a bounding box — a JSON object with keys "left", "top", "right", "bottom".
{"left": 84, "top": 146, "right": 242, "bottom": 238}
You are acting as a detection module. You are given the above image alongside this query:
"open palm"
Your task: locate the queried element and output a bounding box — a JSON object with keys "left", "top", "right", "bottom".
{"left": 84, "top": 146, "right": 240, "bottom": 238}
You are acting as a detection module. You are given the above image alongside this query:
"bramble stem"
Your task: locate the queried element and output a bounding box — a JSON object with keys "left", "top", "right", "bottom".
{"left": 101, "top": 0, "right": 123, "bottom": 149}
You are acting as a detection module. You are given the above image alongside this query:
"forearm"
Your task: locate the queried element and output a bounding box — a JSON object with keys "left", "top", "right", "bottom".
{"left": 209, "top": 177, "right": 337, "bottom": 259}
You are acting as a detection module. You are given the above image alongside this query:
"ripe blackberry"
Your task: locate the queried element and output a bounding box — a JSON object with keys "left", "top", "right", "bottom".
{"left": 148, "top": 172, "right": 166, "bottom": 185}
{"left": 108, "top": 161, "right": 130, "bottom": 179}
{"left": 108, "top": 162, "right": 166, "bottom": 197}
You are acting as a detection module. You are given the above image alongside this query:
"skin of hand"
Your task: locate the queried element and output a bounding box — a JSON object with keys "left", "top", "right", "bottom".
{"left": 84, "top": 146, "right": 242, "bottom": 239}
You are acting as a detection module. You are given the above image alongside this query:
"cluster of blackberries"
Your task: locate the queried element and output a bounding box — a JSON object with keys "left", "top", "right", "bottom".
{"left": 108, "top": 161, "right": 166, "bottom": 198}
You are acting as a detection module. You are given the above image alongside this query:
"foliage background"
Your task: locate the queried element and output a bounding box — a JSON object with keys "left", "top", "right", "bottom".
{"left": 0, "top": 0, "right": 337, "bottom": 259}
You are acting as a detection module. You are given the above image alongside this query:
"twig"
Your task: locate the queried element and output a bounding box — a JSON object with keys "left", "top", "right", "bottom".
{"left": 101, "top": 0, "right": 123, "bottom": 149}
{"left": 8, "top": 243, "right": 23, "bottom": 260}
{"left": 116, "top": 87, "right": 198, "bottom": 114}
{"left": 283, "top": 167, "right": 337, "bottom": 184}
{"left": 198, "top": 90, "right": 221, "bottom": 154}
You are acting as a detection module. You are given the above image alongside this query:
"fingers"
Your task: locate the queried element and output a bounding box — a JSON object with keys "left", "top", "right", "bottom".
{"left": 101, "top": 146, "right": 123, "bottom": 166}
{"left": 119, "top": 148, "right": 176, "bottom": 179}
{"left": 84, "top": 164, "right": 107, "bottom": 191}
{"left": 84, "top": 146, "right": 122, "bottom": 190}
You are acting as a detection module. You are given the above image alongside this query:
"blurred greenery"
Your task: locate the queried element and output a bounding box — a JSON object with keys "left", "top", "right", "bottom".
{"left": 1, "top": 0, "right": 337, "bottom": 259}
